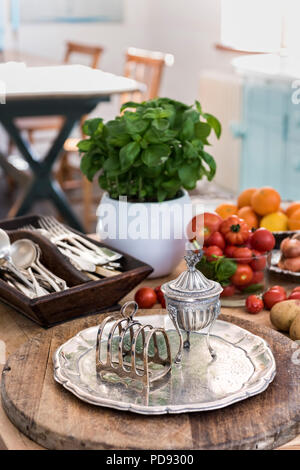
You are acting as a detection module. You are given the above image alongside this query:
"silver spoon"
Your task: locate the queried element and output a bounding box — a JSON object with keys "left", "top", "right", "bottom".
{"left": 35, "top": 244, "right": 67, "bottom": 290}
{"left": 11, "top": 239, "right": 61, "bottom": 293}
{"left": 0, "top": 229, "right": 36, "bottom": 292}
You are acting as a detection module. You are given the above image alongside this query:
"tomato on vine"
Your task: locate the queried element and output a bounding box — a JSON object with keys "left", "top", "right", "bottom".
{"left": 230, "top": 264, "right": 253, "bottom": 286}
{"left": 220, "top": 216, "right": 250, "bottom": 245}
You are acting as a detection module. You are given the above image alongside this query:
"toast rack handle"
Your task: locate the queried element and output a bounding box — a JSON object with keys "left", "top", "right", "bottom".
{"left": 120, "top": 301, "right": 138, "bottom": 322}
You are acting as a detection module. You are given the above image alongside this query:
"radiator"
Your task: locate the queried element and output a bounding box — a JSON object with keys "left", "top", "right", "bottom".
{"left": 199, "top": 71, "right": 243, "bottom": 193}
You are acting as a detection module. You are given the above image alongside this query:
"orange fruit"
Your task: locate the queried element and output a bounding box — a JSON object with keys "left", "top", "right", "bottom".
{"left": 288, "top": 208, "right": 300, "bottom": 230}
{"left": 237, "top": 188, "right": 257, "bottom": 208}
{"left": 286, "top": 202, "right": 300, "bottom": 218}
{"left": 251, "top": 187, "right": 281, "bottom": 216}
{"left": 237, "top": 206, "right": 259, "bottom": 229}
{"left": 215, "top": 203, "right": 238, "bottom": 219}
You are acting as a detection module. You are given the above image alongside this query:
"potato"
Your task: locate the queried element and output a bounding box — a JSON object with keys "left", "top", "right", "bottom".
{"left": 270, "top": 300, "right": 300, "bottom": 332}
{"left": 290, "top": 313, "right": 300, "bottom": 341}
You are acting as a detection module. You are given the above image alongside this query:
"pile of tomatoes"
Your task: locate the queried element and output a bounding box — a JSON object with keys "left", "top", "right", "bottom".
{"left": 246, "top": 286, "right": 300, "bottom": 314}
{"left": 187, "top": 212, "right": 276, "bottom": 297}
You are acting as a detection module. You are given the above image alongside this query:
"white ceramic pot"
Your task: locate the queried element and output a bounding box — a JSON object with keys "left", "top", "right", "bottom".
{"left": 97, "top": 190, "right": 192, "bottom": 278}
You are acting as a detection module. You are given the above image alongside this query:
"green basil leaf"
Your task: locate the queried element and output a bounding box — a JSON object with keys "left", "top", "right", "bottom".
{"left": 119, "top": 142, "right": 140, "bottom": 170}
{"left": 124, "top": 113, "right": 149, "bottom": 134}
{"left": 77, "top": 140, "right": 92, "bottom": 152}
{"left": 143, "top": 107, "right": 173, "bottom": 120}
{"left": 152, "top": 119, "right": 170, "bottom": 131}
{"left": 201, "top": 151, "right": 217, "bottom": 181}
{"left": 162, "top": 178, "right": 181, "bottom": 190}
{"left": 80, "top": 154, "right": 92, "bottom": 175}
{"left": 106, "top": 119, "right": 127, "bottom": 137}
{"left": 194, "top": 122, "right": 211, "bottom": 140}
{"left": 82, "top": 118, "right": 103, "bottom": 136}
{"left": 242, "top": 284, "right": 264, "bottom": 294}
{"left": 196, "top": 257, "right": 216, "bottom": 280}
{"left": 183, "top": 109, "right": 200, "bottom": 123}
{"left": 157, "top": 188, "right": 168, "bottom": 202}
{"left": 103, "top": 154, "right": 120, "bottom": 171}
{"left": 107, "top": 134, "right": 131, "bottom": 147}
{"left": 142, "top": 144, "right": 171, "bottom": 167}
{"left": 203, "top": 113, "right": 222, "bottom": 139}
{"left": 180, "top": 118, "right": 194, "bottom": 140}
{"left": 178, "top": 163, "right": 199, "bottom": 189}
{"left": 120, "top": 101, "right": 142, "bottom": 112}
{"left": 80, "top": 154, "right": 101, "bottom": 181}
{"left": 215, "top": 259, "right": 237, "bottom": 282}
{"left": 195, "top": 100, "right": 202, "bottom": 114}
{"left": 183, "top": 141, "right": 198, "bottom": 159}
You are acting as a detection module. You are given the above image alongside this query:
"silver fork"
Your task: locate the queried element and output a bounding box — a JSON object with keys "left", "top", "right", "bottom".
{"left": 38, "top": 219, "right": 109, "bottom": 265}
{"left": 22, "top": 225, "right": 112, "bottom": 273}
{"left": 40, "top": 216, "right": 122, "bottom": 262}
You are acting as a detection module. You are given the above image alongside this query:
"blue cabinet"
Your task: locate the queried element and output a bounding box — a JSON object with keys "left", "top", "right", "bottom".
{"left": 237, "top": 81, "right": 300, "bottom": 200}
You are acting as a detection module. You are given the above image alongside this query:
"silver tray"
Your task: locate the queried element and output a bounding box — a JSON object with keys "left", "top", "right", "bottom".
{"left": 269, "top": 250, "right": 300, "bottom": 278}
{"left": 53, "top": 315, "right": 276, "bottom": 415}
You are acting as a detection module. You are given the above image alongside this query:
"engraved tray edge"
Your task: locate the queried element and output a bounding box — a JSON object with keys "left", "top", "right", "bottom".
{"left": 53, "top": 318, "right": 277, "bottom": 415}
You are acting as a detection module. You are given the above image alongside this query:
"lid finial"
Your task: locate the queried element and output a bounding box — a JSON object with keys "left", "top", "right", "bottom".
{"left": 184, "top": 250, "right": 203, "bottom": 271}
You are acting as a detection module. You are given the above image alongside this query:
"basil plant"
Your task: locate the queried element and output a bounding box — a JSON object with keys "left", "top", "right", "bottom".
{"left": 78, "top": 97, "right": 221, "bottom": 203}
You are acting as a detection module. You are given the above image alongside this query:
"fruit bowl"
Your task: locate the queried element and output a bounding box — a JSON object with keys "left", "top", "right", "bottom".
{"left": 197, "top": 253, "right": 271, "bottom": 308}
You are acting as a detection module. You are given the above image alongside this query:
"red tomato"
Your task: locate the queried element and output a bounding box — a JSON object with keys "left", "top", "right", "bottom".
{"left": 206, "top": 231, "right": 226, "bottom": 250}
{"left": 292, "top": 287, "right": 300, "bottom": 293}
{"left": 204, "top": 245, "right": 223, "bottom": 262}
{"left": 251, "top": 271, "right": 264, "bottom": 284}
{"left": 245, "top": 231, "right": 255, "bottom": 248}
{"left": 250, "top": 228, "right": 275, "bottom": 252}
{"left": 154, "top": 286, "right": 166, "bottom": 308}
{"left": 220, "top": 216, "right": 250, "bottom": 245}
{"left": 187, "top": 212, "right": 222, "bottom": 243}
{"left": 220, "top": 285, "right": 236, "bottom": 297}
{"left": 269, "top": 285, "right": 287, "bottom": 295}
{"left": 242, "top": 271, "right": 264, "bottom": 291}
{"left": 231, "top": 264, "right": 253, "bottom": 287}
{"left": 135, "top": 287, "right": 157, "bottom": 309}
{"left": 224, "top": 245, "right": 236, "bottom": 258}
{"left": 246, "top": 295, "right": 264, "bottom": 314}
{"left": 263, "top": 288, "right": 287, "bottom": 310}
{"left": 289, "top": 291, "right": 300, "bottom": 300}
{"left": 233, "top": 247, "right": 253, "bottom": 264}
{"left": 250, "top": 250, "right": 267, "bottom": 271}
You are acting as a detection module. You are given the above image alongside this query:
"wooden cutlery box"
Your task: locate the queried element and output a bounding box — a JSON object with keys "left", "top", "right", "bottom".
{"left": 0, "top": 215, "right": 153, "bottom": 328}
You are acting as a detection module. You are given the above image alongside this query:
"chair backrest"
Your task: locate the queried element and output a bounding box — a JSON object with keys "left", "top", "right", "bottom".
{"left": 121, "top": 47, "right": 174, "bottom": 106}
{"left": 64, "top": 41, "right": 104, "bottom": 69}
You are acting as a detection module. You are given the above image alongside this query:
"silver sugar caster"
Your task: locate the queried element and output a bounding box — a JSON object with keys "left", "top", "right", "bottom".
{"left": 161, "top": 250, "right": 223, "bottom": 364}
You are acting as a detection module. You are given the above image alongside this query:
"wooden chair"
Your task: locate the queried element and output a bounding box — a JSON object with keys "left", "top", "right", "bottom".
{"left": 14, "top": 42, "right": 104, "bottom": 138}
{"left": 8, "top": 41, "right": 104, "bottom": 231}
{"left": 57, "top": 42, "right": 104, "bottom": 231}
{"left": 121, "top": 47, "right": 174, "bottom": 106}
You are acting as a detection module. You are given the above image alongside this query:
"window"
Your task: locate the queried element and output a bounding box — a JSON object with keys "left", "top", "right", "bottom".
{"left": 220, "top": 0, "right": 300, "bottom": 54}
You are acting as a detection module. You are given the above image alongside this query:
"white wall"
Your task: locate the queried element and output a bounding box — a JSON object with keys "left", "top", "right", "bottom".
{"left": 5, "top": 0, "right": 238, "bottom": 104}
{"left": 3, "top": 0, "right": 242, "bottom": 192}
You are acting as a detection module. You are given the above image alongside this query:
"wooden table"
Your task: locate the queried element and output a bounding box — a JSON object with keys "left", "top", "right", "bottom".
{"left": 0, "top": 260, "right": 299, "bottom": 450}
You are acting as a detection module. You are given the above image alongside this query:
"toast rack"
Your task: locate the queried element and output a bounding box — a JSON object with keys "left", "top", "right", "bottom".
{"left": 161, "top": 250, "right": 223, "bottom": 364}
{"left": 96, "top": 301, "right": 172, "bottom": 388}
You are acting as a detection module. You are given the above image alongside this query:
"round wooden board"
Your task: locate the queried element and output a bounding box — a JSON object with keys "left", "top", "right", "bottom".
{"left": 1, "top": 312, "right": 300, "bottom": 450}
